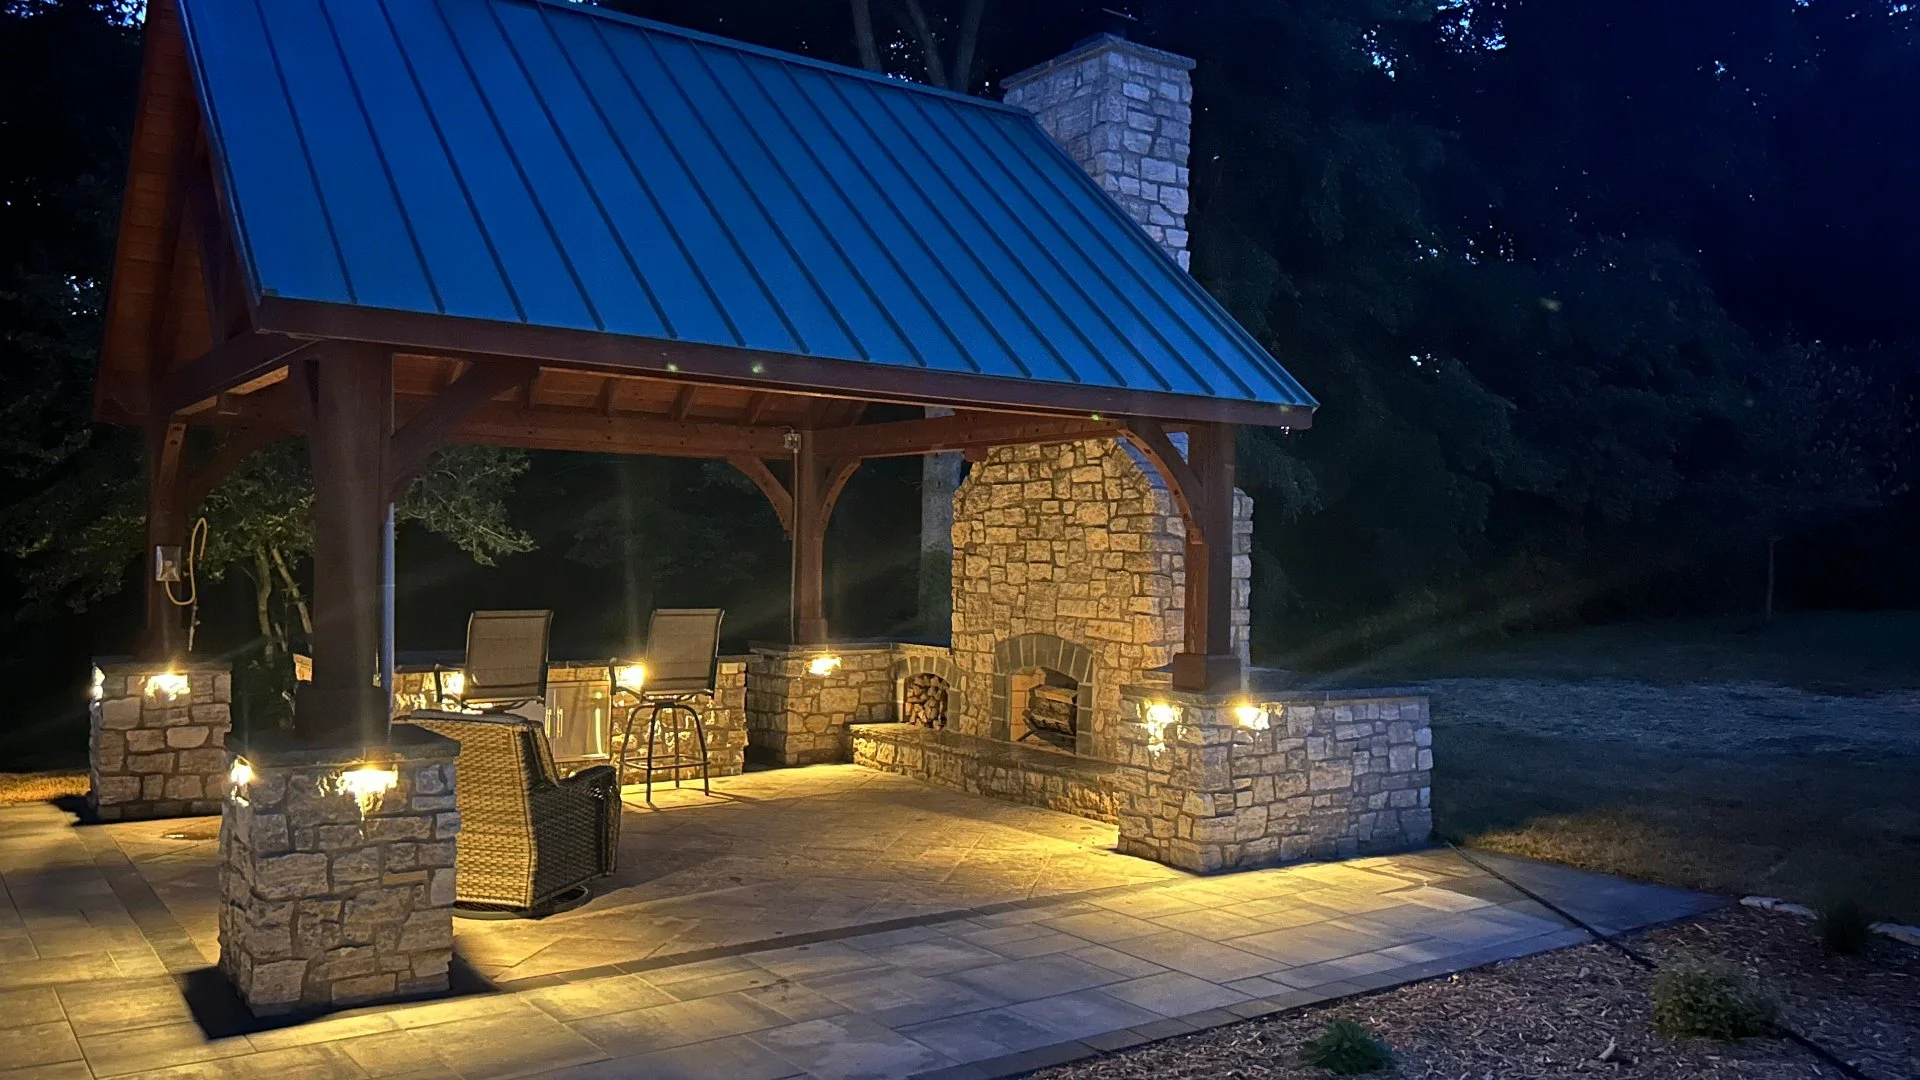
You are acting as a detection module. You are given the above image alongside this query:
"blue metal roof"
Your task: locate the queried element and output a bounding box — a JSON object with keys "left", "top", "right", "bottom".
{"left": 174, "top": 0, "right": 1316, "bottom": 420}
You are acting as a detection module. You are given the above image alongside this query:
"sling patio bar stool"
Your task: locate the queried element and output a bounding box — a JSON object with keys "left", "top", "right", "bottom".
{"left": 435, "top": 610, "right": 553, "bottom": 714}
{"left": 611, "top": 608, "right": 723, "bottom": 801}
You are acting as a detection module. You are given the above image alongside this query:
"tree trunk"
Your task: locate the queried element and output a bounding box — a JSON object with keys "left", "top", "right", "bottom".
{"left": 900, "top": 0, "right": 950, "bottom": 90}
{"left": 270, "top": 546, "right": 314, "bottom": 638}
{"left": 250, "top": 548, "right": 278, "bottom": 658}
{"left": 950, "top": 0, "right": 986, "bottom": 92}
{"left": 850, "top": 0, "right": 881, "bottom": 71}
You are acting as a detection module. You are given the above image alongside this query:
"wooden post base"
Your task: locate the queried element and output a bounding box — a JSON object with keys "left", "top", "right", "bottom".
{"left": 1170, "top": 652, "right": 1244, "bottom": 694}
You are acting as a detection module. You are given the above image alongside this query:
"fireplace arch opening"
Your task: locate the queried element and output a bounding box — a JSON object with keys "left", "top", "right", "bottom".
{"left": 991, "top": 633, "right": 1095, "bottom": 756}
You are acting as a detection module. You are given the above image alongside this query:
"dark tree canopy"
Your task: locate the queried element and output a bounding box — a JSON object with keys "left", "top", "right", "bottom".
{"left": 1, "top": 0, "right": 1915, "bottom": 685}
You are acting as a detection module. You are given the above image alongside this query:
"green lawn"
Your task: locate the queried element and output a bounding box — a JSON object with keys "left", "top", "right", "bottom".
{"left": 1347, "top": 613, "right": 1920, "bottom": 923}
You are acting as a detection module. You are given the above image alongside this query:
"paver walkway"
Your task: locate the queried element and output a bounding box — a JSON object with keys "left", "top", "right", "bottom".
{"left": 0, "top": 765, "right": 1718, "bottom": 1080}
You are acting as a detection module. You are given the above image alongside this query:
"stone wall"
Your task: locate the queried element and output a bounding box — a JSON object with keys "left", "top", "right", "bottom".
{"left": 1113, "top": 687, "right": 1433, "bottom": 872}
{"left": 1002, "top": 34, "right": 1196, "bottom": 269}
{"left": 745, "top": 644, "right": 894, "bottom": 765}
{"left": 949, "top": 439, "right": 1250, "bottom": 763}
{"left": 89, "top": 660, "right": 233, "bottom": 821}
{"left": 391, "top": 658, "right": 748, "bottom": 780}
{"left": 218, "top": 729, "right": 460, "bottom": 1015}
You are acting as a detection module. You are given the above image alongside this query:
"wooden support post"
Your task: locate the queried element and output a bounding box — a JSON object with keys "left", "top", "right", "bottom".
{"left": 141, "top": 419, "right": 188, "bottom": 660}
{"left": 300, "top": 345, "right": 393, "bottom": 745}
{"left": 786, "top": 434, "right": 859, "bottom": 646}
{"left": 1172, "top": 422, "right": 1243, "bottom": 693}
{"left": 790, "top": 434, "right": 829, "bottom": 645}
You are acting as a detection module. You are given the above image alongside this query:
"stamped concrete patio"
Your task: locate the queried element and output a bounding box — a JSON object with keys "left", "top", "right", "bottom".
{"left": 1, "top": 766, "right": 1717, "bottom": 1080}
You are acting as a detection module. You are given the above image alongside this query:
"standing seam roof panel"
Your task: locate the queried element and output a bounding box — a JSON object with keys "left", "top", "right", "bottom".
{"left": 866, "top": 88, "right": 1154, "bottom": 391}
{"left": 518, "top": 4, "right": 734, "bottom": 345}
{"left": 702, "top": 49, "right": 937, "bottom": 370}
{"left": 381, "top": 0, "right": 598, "bottom": 330}
{"left": 674, "top": 42, "right": 920, "bottom": 367}
{"left": 787, "top": 66, "right": 1039, "bottom": 380}
{"left": 826, "top": 76, "right": 1091, "bottom": 385}
{"left": 268, "top": 0, "right": 440, "bottom": 315}
{"left": 180, "top": 0, "right": 349, "bottom": 305}
{"left": 325, "top": 0, "right": 517, "bottom": 321}
{"left": 611, "top": 32, "right": 861, "bottom": 359}
{"left": 174, "top": 0, "right": 1319, "bottom": 413}
{"left": 955, "top": 108, "right": 1244, "bottom": 397}
{"left": 645, "top": 35, "right": 876, "bottom": 360}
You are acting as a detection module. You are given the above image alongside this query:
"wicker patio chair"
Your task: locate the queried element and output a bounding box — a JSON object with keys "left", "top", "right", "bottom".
{"left": 395, "top": 711, "right": 620, "bottom": 913}
{"left": 611, "top": 608, "right": 724, "bottom": 801}
{"left": 435, "top": 609, "right": 553, "bottom": 713}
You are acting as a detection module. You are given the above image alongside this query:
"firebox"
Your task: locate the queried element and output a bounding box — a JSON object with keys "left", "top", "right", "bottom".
{"left": 1011, "top": 669, "right": 1078, "bottom": 750}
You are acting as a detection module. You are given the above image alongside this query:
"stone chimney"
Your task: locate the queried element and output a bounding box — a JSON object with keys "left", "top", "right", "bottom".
{"left": 1002, "top": 33, "right": 1196, "bottom": 270}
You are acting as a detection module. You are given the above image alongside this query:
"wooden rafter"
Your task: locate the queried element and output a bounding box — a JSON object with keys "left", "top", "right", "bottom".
{"left": 669, "top": 384, "right": 697, "bottom": 421}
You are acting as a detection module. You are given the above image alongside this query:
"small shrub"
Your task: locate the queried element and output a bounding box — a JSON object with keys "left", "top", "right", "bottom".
{"left": 1815, "top": 898, "right": 1875, "bottom": 956}
{"left": 1300, "top": 1018, "right": 1393, "bottom": 1075}
{"left": 1650, "top": 957, "right": 1777, "bottom": 1040}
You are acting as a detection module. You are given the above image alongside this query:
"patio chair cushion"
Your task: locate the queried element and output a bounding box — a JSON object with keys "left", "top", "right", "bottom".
{"left": 396, "top": 710, "right": 619, "bottom": 911}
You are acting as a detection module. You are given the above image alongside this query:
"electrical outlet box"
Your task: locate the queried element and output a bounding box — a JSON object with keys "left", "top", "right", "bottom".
{"left": 153, "top": 545, "right": 182, "bottom": 583}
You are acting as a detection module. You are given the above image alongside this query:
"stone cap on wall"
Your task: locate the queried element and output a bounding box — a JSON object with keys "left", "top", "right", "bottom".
{"left": 1118, "top": 684, "right": 1430, "bottom": 708}
{"left": 1000, "top": 32, "right": 1196, "bottom": 94}
{"left": 94, "top": 657, "right": 231, "bottom": 674}
{"left": 747, "top": 641, "right": 899, "bottom": 657}
{"left": 229, "top": 725, "right": 459, "bottom": 768}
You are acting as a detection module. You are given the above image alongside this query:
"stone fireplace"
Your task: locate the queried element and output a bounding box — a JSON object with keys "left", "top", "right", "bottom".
{"left": 948, "top": 437, "right": 1250, "bottom": 764}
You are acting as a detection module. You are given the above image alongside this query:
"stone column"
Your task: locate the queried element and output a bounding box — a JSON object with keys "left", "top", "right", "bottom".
{"left": 744, "top": 644, "right": 895, "bottom": 766}
{"left": 89, "top": 659, "right": 232, "bottom": 821}
{"left": 218, "top": 727, "right": 460, "bottom": 1015}
{"left": 1114, "top": 686, "right": 1433, "bottom": 872}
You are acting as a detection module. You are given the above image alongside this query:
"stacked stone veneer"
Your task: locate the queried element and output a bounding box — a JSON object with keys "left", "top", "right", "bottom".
{"left": 89, "top": 660, "right": 233, "bottom": 821}
{"left": 391, "top": 658, "right": 748, "bottom": 780}
{"left": 1114, "top": 688, "right": 1433, "bottom": 872}
{"left": 746, "top": 644, "right": 893, "bottom": 766}
{"left": 852, "top": 724, "right": 1120, "bottom": 823}
{"left": 1003, "top": 34, "right": 1196, "bottom": 269}
{"left": 950, "top": 439, "right": 1250, "bottom": 763}
{"left": 218, "top": 729, "right": 460, "bottom": 1015}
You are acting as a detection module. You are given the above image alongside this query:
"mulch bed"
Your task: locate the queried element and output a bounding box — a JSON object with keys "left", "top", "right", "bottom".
{"left": 1034, "top": 907, "right": 1919, "bottom": 1079}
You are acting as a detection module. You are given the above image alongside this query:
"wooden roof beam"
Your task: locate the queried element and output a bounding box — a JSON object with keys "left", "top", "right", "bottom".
{"left": 813, "top": 411, "right": 1124, "bottom": 459}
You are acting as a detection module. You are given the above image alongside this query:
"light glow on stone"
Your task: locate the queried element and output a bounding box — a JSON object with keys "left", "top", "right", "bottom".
{"left": 144, "top": 671, "right": 190, "bottom": 702}
{"left": 1235, "top": 704, "right": 1270, "bottom": 730}
{"left": 807, "top": 655, "right": 842, "bottom": 677}
{"left": 1142, "top": 702, "right": 1178, "bottom": 752}
{"left": 89, "top": 666, "right": 106, "bottom": 701}
{"left": 615, "top": 663, "right": 647, "bottom": 691}
{"left": 228, "top": 758, "right": 254, "bottom": 790}
{"left": 336, "top": 767, "right": 399, "bottom": 814}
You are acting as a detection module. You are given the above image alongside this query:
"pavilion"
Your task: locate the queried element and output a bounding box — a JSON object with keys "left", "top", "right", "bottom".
{"left": 97, "top": 0, "right": 1316, "bottom": 752}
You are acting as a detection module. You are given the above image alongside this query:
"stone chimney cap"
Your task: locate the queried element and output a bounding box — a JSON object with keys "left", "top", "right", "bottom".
{"left": 1000, "top": 32, "right": 1196, "bottom": 94}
